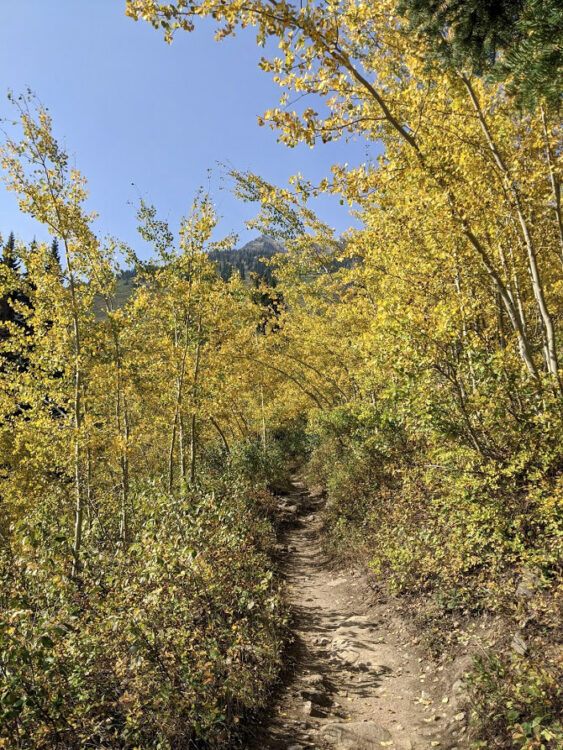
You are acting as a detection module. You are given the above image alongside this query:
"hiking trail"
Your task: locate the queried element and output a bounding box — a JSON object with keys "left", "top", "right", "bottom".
{"left": 250, "top": 479, "right": 471, "bottom": 750}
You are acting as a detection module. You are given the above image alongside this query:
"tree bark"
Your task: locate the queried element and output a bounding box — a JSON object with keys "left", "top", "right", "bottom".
{"left": 540, "top": 107, "right": 563, "bottom": 269}
{"left": 189, "top": 319, "right": 203, "bottom": 485}
{"left": 461, "top": 77, "right": 560, "bottom": 388}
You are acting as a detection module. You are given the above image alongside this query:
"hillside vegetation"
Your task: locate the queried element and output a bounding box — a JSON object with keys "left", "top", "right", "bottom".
{"left": 1, "top": 1, "right": 562, "bottom": 748}
{"left": 91, "top": 236, "right": 284, "bottom": 317}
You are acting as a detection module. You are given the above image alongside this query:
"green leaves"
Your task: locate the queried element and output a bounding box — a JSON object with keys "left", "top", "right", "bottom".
{"left": 0, "top": 478, "right": 286, "bottom": 749}
{"left": 469, "top": 654, "right": 563, "bottom": 750}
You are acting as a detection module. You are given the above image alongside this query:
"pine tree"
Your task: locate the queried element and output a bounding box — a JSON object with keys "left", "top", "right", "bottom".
{"left": 47, "top": 237, "right": 62, "bottom": 274}
{"left": 497, "top": 0, "right": 563, "bottom": 109}
{"left": 51, "top": 237, "right": 61, "bottom": 265}
{"left": 2, "top": 232, "right": 20, "bottom": 272}
{"left": 399, "top": 0, "right": 562, "bottom": 108}
{"left": 0, "top": 232, "right": 32, "bottom": 373}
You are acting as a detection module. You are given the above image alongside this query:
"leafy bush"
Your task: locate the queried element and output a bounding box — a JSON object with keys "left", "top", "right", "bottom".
{"left": 306, "top": 400, "right": 562, "bottom": 750}
{"left": 308, "top": 403, "right": 562, "bottom": 607}
{"left": 228, "top": 429, "right": 303, "bottom": 494}
{"left": 0, "top": 478, "right": 287, "bottom": 749}
{"left": 468, "top": 652, "right": 563, "bottom": 749}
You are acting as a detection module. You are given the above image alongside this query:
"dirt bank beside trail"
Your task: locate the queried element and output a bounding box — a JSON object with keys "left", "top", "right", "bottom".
{"left": 249, "top": 480, "right": 472, "bottom": 750}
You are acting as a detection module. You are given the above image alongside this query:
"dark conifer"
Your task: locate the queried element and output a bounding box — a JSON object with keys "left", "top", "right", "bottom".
{"left": 47, "top": 237, "right": 63, "bottom": 274}
{"left": 0, "top": 232, "right": 32, "bottom": 374}
{"left": 51, "top": 237, "right": 61, "bottom": 265}
{"left": 399, "top": 0, "right": 562, "bottom": 108}
{"left": 2, "top": 232, "right": 20, "bottom": 272}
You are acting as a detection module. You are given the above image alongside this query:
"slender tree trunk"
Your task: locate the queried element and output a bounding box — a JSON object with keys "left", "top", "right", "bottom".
{"left": 260, "top": 384, "right": 267, "bottom": 455}
{"left": 119, "top": 397, "right": 130, "bottom": 544}
{"left": 178, "top": 414, "right": 186, "bottom": 484}
{"left": 101, "top": 304, "right": 131, "bottom": 545}
{"left": 321, "top": 43, "right": 541, "bottom": 380}
{"left": 282, "top": 350, "right": 347, "bottom": 401}
{"left": 499, "top": 243, "right": 528, "bottom": 337}
{"left": 230, "top": 354, "right": 327, "bottom": 407}
{"left": 86, "top": 446, "right": 93, "bottom": 530}
{"left": 21, "top": 120, "right": 87, "bottom": 576}
{"left": 232, "top": 408, "right": 250, "bottom": 437}
{"left": 168, "top": 317, "right": 191, "bottom": 493}
{"left": 453, "top": 214, "right": 538, "bottom": 379}
{"left": 189, "top": 413, "right": 197, "bottom": 485}
{"left": 540, "top": 107, "right": 563, "bottom": 269}
{"left": 210, "top": 416, "right": 230, "bottom": 454}
{"left": 65, "top": 248, "right": 84, "bottom": 578}
{"left": 189, "top": 319, "right": 203, "bottom": 485}
{"left": 452, "top": 250, "right": 476, "bottom": 390}
{"left": 496, "top": 289, "right": 506, "bottom": 349}
{"left": 167, "top": 411, "right": 179, "bottom": 494}
{"left": 461, "top": 77, "right": 560, "bottom": 388}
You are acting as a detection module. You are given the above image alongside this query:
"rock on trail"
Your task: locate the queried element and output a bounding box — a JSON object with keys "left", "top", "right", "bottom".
{"left": 249, "top": 480, "right": 470, "bottom": 750}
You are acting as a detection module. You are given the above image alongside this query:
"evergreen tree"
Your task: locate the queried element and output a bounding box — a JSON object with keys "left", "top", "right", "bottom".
{"left": 2, "top": 232, "right": 20, "bottom": 272}
{"left": 0, "top": 232, "right": 32, "bottom": 372}
{"left": 50, "top": 237, "right": 61, "bottom": 265}
{"left": 498, "top": 0, "right": 563, "bottom": 109}
{"left": 399, "top": 0, "right": 562, "bottom": 108}
{"left": 47, "top": 237, "right": 62, "bottom": 273}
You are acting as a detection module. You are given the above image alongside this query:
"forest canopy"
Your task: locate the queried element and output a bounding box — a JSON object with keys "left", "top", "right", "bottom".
{"left": 1, "top": 1, "right": 561, "bottom": 748}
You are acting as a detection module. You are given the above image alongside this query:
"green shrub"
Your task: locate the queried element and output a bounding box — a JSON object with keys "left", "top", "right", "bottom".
{"left": 229, "top": 437, "right": 292, "bottom": 493}
{"left": 306, "top": 401, "right": 563, "bottom": 750}
{"left": 308, "top": 404, "right": 562, "bottom": 608}
{"left": 0, "top": 479, "right": 287, "bottom": 749}
{"left": 468, "top": 652, "right": 563, "bottom": 749}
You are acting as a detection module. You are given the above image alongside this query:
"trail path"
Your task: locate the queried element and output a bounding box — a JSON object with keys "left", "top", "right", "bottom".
{"left": 250, "top": 480, "right": 470, "bottom": 750}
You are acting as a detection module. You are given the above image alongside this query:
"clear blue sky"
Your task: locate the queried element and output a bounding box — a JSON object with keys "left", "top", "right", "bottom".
{"left": 1, "top": 0, "right": 375, "bottom": 258}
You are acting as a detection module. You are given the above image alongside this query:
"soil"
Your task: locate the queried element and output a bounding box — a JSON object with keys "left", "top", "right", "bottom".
{"left": 248, "top": 480, "right": 473, "bottom": 750}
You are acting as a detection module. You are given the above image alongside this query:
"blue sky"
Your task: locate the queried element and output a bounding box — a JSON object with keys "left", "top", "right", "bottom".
{"left": 1, "top": 0, "right": 375, "bottom": 259}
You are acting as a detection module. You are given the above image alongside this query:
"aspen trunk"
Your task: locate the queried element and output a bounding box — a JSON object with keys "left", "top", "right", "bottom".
{"left": 210, "top": 416, "right": 230, "bottom": 454}
{"left": 189, "top": 413, "right": 197, "bottom": 485}
{"left": 65, "top": 248, "right": 84, "bottom": 578}
{"left": 86, "top": 446, "right": 93, "bottom": 530}
{"left": 462, "top": 77, "right": 560, "bottom": 388}
{"left": 330, "top": 49, "right": 543, "bottom": 381}
{"left": 119, "top": 396, "right": 131, "bottom": 544}
{"left": 23, "top": 119, "right": 87, "bottom": 576}
{"left": 168, "top": 317, "right": 191, "bottom": 493}
{"left": 102, "top": 303, "right": 131, "bottom": 545}
{"left": 260, "top": 384, "right": 267, "bottom": 455}
{"left": 540, "top": 107, "right": 563, "bottom": 269}
{"left": 452, "top": 250, "right": 476, "bottom": 391}
{"left": 178, "top": 414, "right": 186, "bottom": 483}
{"left": 167, "top": 412, "right": 179, "bottom": 494}
{"left": 189, "top": 320, "right": 203, "bottom": 485}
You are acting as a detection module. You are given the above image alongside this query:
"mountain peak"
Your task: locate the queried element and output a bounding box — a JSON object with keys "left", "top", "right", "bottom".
{"left": 238, "top": 235, "right": 285, "bottom": 256}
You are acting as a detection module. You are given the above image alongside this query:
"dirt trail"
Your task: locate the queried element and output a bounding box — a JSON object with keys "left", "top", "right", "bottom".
{"left": 250, "top": 480, "right": 470, "bottom": 750}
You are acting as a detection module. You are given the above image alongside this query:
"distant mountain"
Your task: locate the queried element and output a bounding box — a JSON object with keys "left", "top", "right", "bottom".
{"left": 208, "top": 236, "right": 285, "bottom": 285}
{"left": 92, "top": 270, "right": 137, "bottom": 318}
{"left": 92, "top": 236, "right": 284, "bottom": 316}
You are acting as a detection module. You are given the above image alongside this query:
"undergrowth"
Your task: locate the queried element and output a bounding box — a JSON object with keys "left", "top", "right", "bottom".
{"left": 0, "top": 443, "right": 290, "bottom": 750}
{"left": 304, "top": 404, "right": 563, "bottom": 750}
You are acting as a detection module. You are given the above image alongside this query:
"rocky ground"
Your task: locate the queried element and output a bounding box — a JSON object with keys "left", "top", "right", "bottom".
{"left": 248, "top": 480, "right": 473, "bottom": 750}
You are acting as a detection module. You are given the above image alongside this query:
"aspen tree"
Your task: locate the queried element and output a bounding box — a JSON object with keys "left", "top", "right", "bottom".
{"left": 129, "top": 0, "right": 562, "bottom": 387}
{"left": 0, "top": 97, "right": 102, "bottom": 574}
